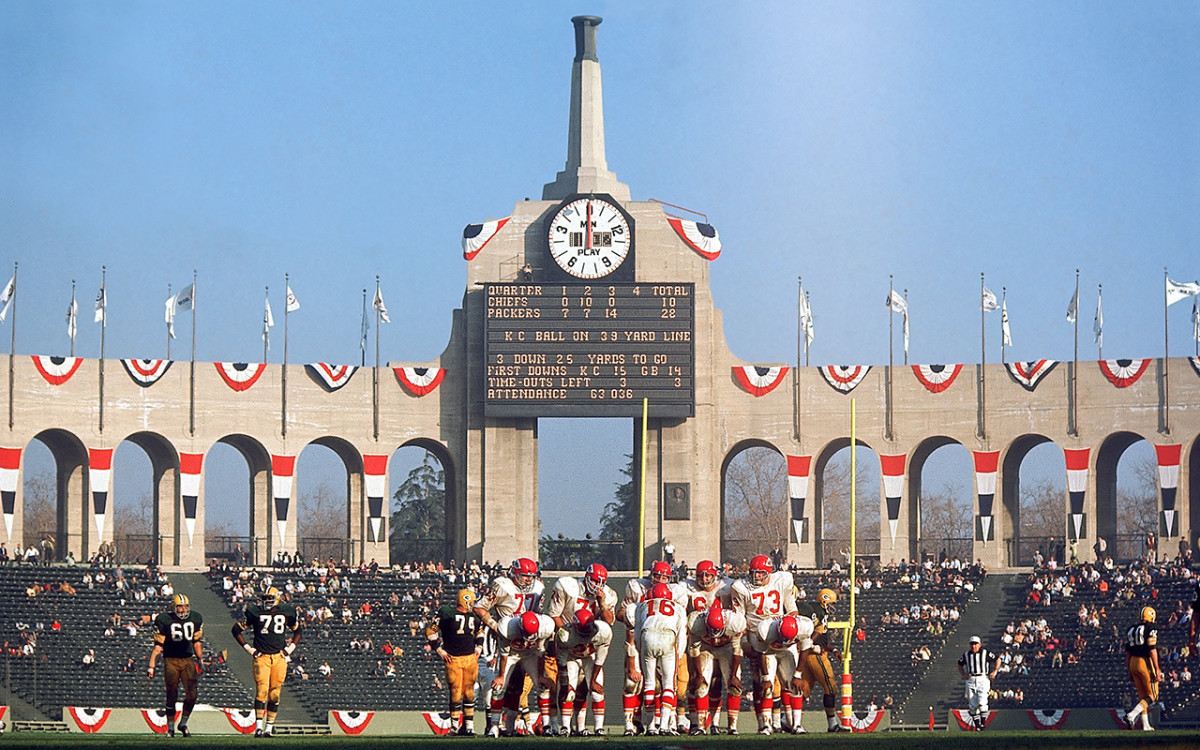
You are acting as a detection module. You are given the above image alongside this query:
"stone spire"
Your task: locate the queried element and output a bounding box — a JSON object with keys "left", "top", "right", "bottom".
{"left": 542, "top": 16, "right": 630, "bottom": 202}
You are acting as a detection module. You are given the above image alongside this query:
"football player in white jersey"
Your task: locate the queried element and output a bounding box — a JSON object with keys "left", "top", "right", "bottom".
{"left": 545, "top": 563, "right": 618, "bottom": 628}
{"left": 686, "top": 600, "right": 746, "bottom": 735}
{"left": 475, "top": 558, "right": 546, "bottom": 733}
{"left": 731, "top": 555, "right": 797, "bottom": 732}
{"left": 620, "top": 560, "right": 682, "bottom": 732}
{"left": 555, "top": 607, "right": 612, "bottom": 736}
{"left": 625, "top": 582, "right": 687, "bottom": 735}
{"left": 747, "top": 614, "right": 813, "bottom": 735}
{"left": 489, "top": 611, "right": 556, "bottom": 737}
{"left": 684, "top": 559, "right": 734, "bottom": 613}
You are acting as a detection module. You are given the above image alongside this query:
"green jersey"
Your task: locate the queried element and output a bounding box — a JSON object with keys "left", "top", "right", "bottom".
{"left": 154, "top": 611, "right": 204, "bottom": 659}
{"left": 244, "top": 602, "right": 299, "bottom": 654}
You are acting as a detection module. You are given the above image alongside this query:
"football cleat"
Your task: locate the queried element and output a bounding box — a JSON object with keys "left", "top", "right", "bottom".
{"left": 689, "top": 727, "right": 706, "bottom": 736}
{"left": 749, "top": 554, "right": 773, "bottom": 586}
{"left": 583, "top": 563, "right": 608, "bottom": 595}
{"left": 791, "top": 726, "right": 808, "bottom": 734}
{"left": 172, "top": 594, "right": 190, "bottom": 619}
{"left": 485, "top": 725, "right": 500, "bottom": 738}
{"left": 254, "top": 729, "right": 263, "bottom": 738}
{"left": 594, "top": 727, "right": 607, "bottom": 736}
{"left": 623, "top": 728, "right": 636, "bottom": 736}
{"left": 727, "top": 727, "right": 739, "bottom": 735}
{"left": 829, "top": 723, "right": 851, "bottom": 733}
{"left": 511, "top": 558, "right": 538, "bottom": 592}
{"left": 167, "top": 729, "right": 175, "bottom": 738}
{"left": 178, "top": 724, "right": 191, "bottom": 737}
{"left": 758, "top": 725, "right": 773, "bottom": 735}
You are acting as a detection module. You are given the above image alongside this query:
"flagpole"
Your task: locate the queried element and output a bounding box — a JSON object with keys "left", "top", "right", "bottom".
{"left": 1001, "top": 287, "right": 1007, "bottom": 364}
{"left": 1072, "top": 269, "right": 1079, "bottom": 437}
{"left": 189, "top": 269, "right": 196, "bottom": 437}
{"left": 979, "top": 272, "right": 988, "bottom": 441}
{"left": 805, "top": 291, "right": 812, "bottom": 366}
{"left": 374, "top": 276, "right": 381, "bottom": 441}
{"left": 8, "top": 262, "right": 17, "bottom": 430}
{"left": 263, "top": 286, "right": 270, "bottom": 364}
{"left": 361, "top": 289, "right": 368, "bottom": 367}
{"left": 903, "top": 289, "right": 909, "bottom": 366}
{"left": 887, "top": 275, "right": 894, "bottom": 441}
{"left": 99, "top": 266, "right": 106, "bottom": 434}
{"left": 69, "top": 279, "right": 76, "bottom": 357}
{"left": 282, "top": 274, "right": 289, "bottom": 438}
{"left": 1164, "top": 267, "right": 1170, "bottom": 434}
{"left": 794, "top": 276, "right": 802, "bottom": 442}
{"left": 166, "top": 282, "right": 172, "bottom": 361}
{"left": 1097, "top": 284, "right": 1103, "bottom": 360}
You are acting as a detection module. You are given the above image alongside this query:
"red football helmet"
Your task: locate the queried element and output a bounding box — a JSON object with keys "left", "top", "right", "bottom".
{"left": 651, "top": 560, "right": 673, "bottom": 584}
{"left": 520, "top": 611, "right": 541, "bottom": 637}
{"left": 648, "top": 582, "right": 673, "bottom": 601}
{"left": 695, "top": 560, "right": 718, "bottom": 591}
{"left": 511, "top": 558, "right": 538, "bottom": 592}
{"left": 749, "top": 554, "right": 773, "bottom": 586}
{"left": 584, "top": 563, "right": 608, "bottom": 595}
{"left": 778, "top": 615, "right": 800, "bottom": 642}
{"left": 706, "top": 601, "right": 726, "bottom": 635}
{"left": 575, "top": 607, "right": 597, "bottom": 636}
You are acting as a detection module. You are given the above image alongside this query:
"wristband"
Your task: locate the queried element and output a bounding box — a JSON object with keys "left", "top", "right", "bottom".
{"left": 284, "top": 643, "right": 296, "bottom": 655}
{"left": 243, "top": 643, "right": 256, "bottom": 656}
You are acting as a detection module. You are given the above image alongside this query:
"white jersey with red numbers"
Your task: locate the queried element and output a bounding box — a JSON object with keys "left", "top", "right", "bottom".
{"left": 478, "top": 575, "right": 544, "bottom": 619}
{"left": 494, "top": 613, "right": 556, "bottom": 698}
{"left": 746, "top": 615, "right": 812, "bottom": 689}
{"left": 731, "top": 571, "right": 796, "bottom": 632}
{"left": 557, "top": 620, "right": 614, "bottom": 665}
{"left": 684, "top": 576, "right": 734, "bottom": 613}
{"left": 686, "top": 608, "right": 746, "bottom": 654}
{"left": 628, "top": 595, "right": 687, "bottom": 719}
{"left": 545, "top": 576, "right": 619, "bottom": 623}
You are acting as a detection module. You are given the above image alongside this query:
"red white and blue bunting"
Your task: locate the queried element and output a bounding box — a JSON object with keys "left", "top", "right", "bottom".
{"left": 67, "top": 707, "right": 113, "bottom": 733}
{"left": 333, "top": 710, "right": 376, "bottom": 735}
{"left": 121, "top": 359, "right": 172, "bottom": 387}
{"left": 880, "top": 454, "right": 906, "bottom": 549}
{"left": 1156, "top": 444, "right": 1181, "bottom": 537}
{"left": 1026, "top": 709, "right": 1070, "bottom": 730}
{"left": 973, "top": 450, "right": 999, "bottom": 542}
{"left": 307, "top": 363, "right": 358, "bottom": 392}
{"left": 1064, "top": 449, "right": 1089, "bottom": 542}
{"left": 223, "top": 708, "right": 257, "bottom": 734}
{"left": 911, "top": 364, "right": 963, "bottom": 393}
{"left": 272, "top": 455, "right": 295, "bottom": 548}
{"left": 88, "top": 448, "right": 113, "bottom": 541}
{"left": 364, "top": 455, "right": 388, "bottom": 546}
{"left": 180, "top": 453, "right": 204, "bottom": 546}
{"left": 820, "top": 365, "right": 870, "bottom": 393}
{"left": 32, "top": 355, "right": 83, "bottom": 385}
{"left": 950, "top": 709, "right": 994, "bottom": 730}
{"left": 0, "top": 446, "right": 20, "bottom": 541}
{"left": 461, "top": 217, "right": 511, "bottom": 261}
{"left": 847, "top": 707, "right": 887, "bottom": 732}
{"left": 666, "top": 217, "right": 722, "bottom": 261}
{"left": 1005, "top": 360, "right": 1057, "bottom": 391}
{"left": 215, "top": 362, "right": 267, "bottom": 392}
{"left": 1099, "top": 358, "right": 1150, "bottom": 388}
{"left": 1190, "top": 356, "right": 1200, "bottom": 377}
{"left": 733, "top": 365, "right": 789, "bottom": 397}
{"left": 787, "top": 455, "right": 811, "bottom": 544}
{"left": 141, "top": 708, "right": 172, "bottom": 734}
{"left": 395, "top": 367, "right": 445, "bottom": 396}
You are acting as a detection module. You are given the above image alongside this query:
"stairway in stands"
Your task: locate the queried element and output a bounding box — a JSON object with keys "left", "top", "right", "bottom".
{"left": 899, "top": 572, "right": 1026, "bottom": 725}
{"left": 170, "top": 573, "right": 316, "bottom": 724}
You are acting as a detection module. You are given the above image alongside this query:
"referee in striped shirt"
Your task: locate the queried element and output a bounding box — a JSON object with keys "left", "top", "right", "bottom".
{"left": 957, "top": 635, "right": 999, "bottom": 731}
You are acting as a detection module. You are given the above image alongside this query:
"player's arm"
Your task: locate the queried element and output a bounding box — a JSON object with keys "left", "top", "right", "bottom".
{"left": 427, "top": 617, "right": 452, "bottom": 664}
{"left": 231, "top": 619, "right": 258, "bottom": 656}
{"left": 284, "top": 613, "right": 302, "bottom": 656}
{"left": 957, "top": 658, "right": 967, "bottom": 679}
{"left": 148, "top": 641, "right": 164, "bottom": 678}
{"left": 988, "top": 653, "right": 999, "bottom": 680}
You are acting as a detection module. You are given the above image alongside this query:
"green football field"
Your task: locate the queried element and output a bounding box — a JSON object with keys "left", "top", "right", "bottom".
{"left": 0, "top": 731, "right": 1197, "bottom": 750}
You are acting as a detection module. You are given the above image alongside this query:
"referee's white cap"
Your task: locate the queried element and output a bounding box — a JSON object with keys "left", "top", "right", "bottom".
{"left": 968, "top": 635, "right": 981, "bottom": 644}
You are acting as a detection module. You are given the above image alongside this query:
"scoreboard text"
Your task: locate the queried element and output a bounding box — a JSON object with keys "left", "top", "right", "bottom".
{"left": 483, "top": 283, "right": 695, "bottom": 417}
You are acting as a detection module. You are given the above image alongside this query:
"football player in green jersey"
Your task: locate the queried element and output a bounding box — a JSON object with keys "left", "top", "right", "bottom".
{"left": 149, "top": 594, "right": 204, "bottom": 737}
{"left": 232, "top": 586, "right": 301, "bottom": 737}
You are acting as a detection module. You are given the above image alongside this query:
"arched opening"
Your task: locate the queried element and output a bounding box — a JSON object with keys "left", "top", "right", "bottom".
{"left": 111, "top": 433, "right": 178, "bottom": 566}
{"left": 296, "top": 439, "right": 356, "bottom": 566}
{"left": 388, "top": 440, "right": 453, "bottom": 568}
{"left": 1096, "top": 432, "right": 1157, "bottom": 563}
{"left": 205, "top": 435, "right": 270, "bottom": 566}
{"left": 720, "top": 440, "right": 786, "bottom": 568}
{"left": 1002, "top": 437, "right": 1066, "bottom": 567}
{"left": 814, "top": 440, "right": 879, "bottom": 568}
{"left": 24, "top": 430, "right": 88, "bottom": 562}
{"left": 910, "top": 438, "right": 973, "bottom": 563}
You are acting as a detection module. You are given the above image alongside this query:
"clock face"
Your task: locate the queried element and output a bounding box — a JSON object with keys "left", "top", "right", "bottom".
{"left": 547, "top": 196, "right": 631, "bottom": 279}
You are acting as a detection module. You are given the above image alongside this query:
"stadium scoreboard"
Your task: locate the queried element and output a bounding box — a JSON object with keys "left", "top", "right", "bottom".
{"left": 483, "top": 283, "right": 695, "bottom": 417}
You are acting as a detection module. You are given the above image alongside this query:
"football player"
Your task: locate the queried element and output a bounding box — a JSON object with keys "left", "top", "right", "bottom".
{"left": 545, "top": 563, "right": 618, "bottom": 628}
{"left": 620, "top": 560, "right": 684, "bottom": 733}
{"left": 731, "top": 555, "right": 797, "bottom": 731}
{"left": 428, "top": 588, "right": 485, "bottom": 736}
{"left": 685, "top": 600, "right": 745, "bottom": 735}
{"left": 555, "top": 607, "right": 612, "bottom": 736}
{"left": 1125, "top": 606, "right": 1160, "bottom": 731}
{"left": 490, "top": 611, "right": 556, "bottom": 736}
{"left": 796, "top": 588, "right": 849, "bottom": 732}
{"left": 232, "top": 585, "right": 301, "bottom": 737}
{"left": 148, "top": 594, "right": 204, "bottom": 737}
{"left": 626, "top": 582, "right": 687, "bottom": 735}
{"left": 747, "top": 613, "right": 813, "bottom": 735}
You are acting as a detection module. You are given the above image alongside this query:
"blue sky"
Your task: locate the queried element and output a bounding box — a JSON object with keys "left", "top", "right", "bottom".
{"left": 2, "top": 2, "right": 1197, "bottom": 540}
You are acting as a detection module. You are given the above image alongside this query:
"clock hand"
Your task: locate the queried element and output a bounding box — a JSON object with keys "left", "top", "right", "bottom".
{"left": 585, "top": 201, "right": 593, "bottom": 250}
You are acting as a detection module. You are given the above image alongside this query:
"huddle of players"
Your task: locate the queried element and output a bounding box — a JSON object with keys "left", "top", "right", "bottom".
{"left": 428, "top": 553, "right": 849, "bottom": 737}
{"left": 148, "top": 586, "right": 300, "bottom": 738}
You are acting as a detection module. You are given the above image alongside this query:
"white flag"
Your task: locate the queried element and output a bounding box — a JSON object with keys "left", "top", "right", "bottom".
{"left": 1166, "top": 277, "right": 1200, "bottom": 307}
{"left": 360, "top": 297, "right": 370, "bottom": 356}
{"left": 372, "top": 286, "right": 391, "bottom": 324}
{"left": 797, "top": 288, "right": 814, "bottom": 347}
{"left": 885, "top": 289, "right": 907, "bottom": 315}
{"left": 1001, "top": 299, "right": 1013, "bottom": 347}
{"left": 1066, "top": 287, "right": 1078, "bottom": 323}
{"left": 285, "top": 285, "right": 300, "bottom": 313}
{"left": 66, "top": 294, "right": 78, "bottom": 342}
{"left": 1093, "top": 288, "right": 1103, "bottom": 346}
{"left": 0, "top": 274, "right": 13, "bottom": 323}
{"left": 981, "top": 286, "right": 999, "bottom": 312}
{"left": 94, "top": 285, "right": 106, "bottom": 325}
{"left": 165, "top": 282, "right": 195, "bottom": 340}
{"left": 263, "top": 294, "right": 275, "bottom": 347}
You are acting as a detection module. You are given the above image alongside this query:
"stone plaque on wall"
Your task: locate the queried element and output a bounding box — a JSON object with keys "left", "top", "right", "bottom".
{"left": 663, "top": 483, "right": 690, "bottom": 520}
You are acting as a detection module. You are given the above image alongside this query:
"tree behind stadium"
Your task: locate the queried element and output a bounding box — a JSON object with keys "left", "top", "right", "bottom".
{"left": 389, "top": 451, "right": 448, "bottom": 565}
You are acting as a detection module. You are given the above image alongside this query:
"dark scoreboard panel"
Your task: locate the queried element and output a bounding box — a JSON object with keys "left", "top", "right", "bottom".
{"left": 483, "top": 283, "right": 695, "bottom": 417}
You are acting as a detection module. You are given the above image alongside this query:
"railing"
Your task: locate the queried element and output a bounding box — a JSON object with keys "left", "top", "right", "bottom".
{"left": 1007, "top": 533, "right": 1157, "bottom": 567}
{"left": 113, "top": 533, "right": 156, "bottom": 565}
{"left": 918, "top": 537, "right": 975, "bottom": 563}
{"left": 206, "top": 535, "right": 256, "bottom": 565}
{"left": 538, "top": 538, "right": 632, "bottom": 571}
{"left": 296, "top": 537, "right": 351, "bottom": 566}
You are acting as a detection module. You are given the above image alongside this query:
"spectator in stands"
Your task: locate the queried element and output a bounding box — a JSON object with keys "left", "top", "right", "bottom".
{"left": 319, "top": 661, "right": 333, "bottom": 680}
{"left": 0, "top": 543, "right": 7, "bottom": 565}
{"left": 81, "top": 649, "right": 95, "bottom": 670}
